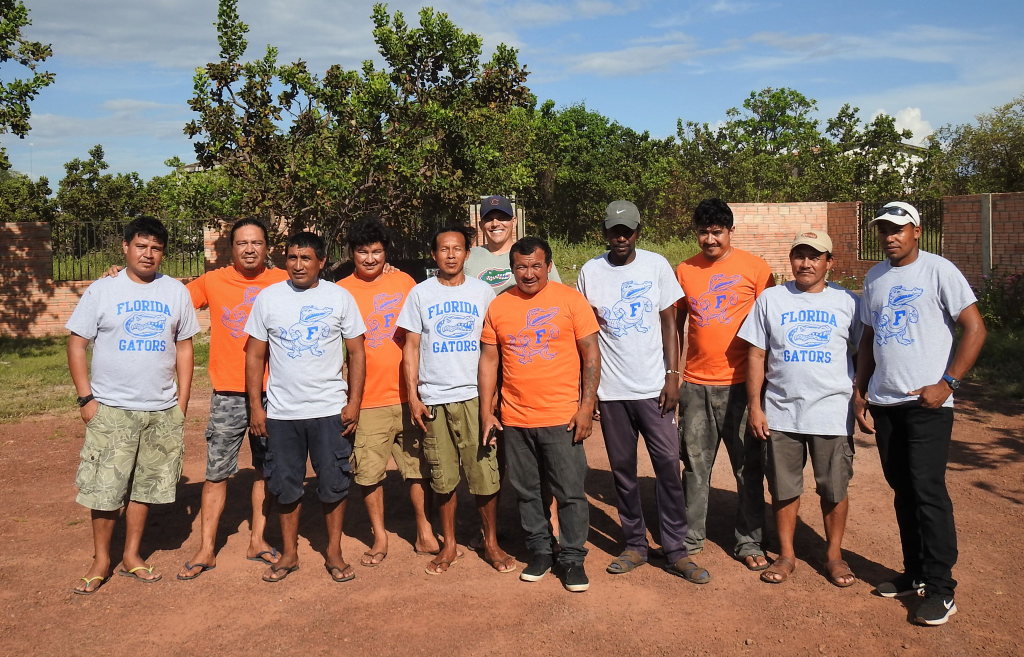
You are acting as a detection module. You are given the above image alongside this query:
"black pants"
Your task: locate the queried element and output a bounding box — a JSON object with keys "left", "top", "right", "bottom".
{"left": 872, "top": 403, "right": 957, "bottom": 596}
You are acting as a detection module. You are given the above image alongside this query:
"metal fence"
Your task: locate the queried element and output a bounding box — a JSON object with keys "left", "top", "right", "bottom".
{"left": 51, "top": 218, "right": 206, "bottom": 281}
{"left": 858, "top": 199, "right": 943, "bottom": 261}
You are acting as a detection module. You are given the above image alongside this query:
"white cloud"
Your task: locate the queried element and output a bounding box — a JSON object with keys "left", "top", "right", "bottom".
{"left": 890, "top": 107, "right": 934, "bottom": 145}
{"left": 567, "top": 40, "right": 698, "bottom": 76}
{"left": 708, "top": 0, "right": 758, "bottom": 14}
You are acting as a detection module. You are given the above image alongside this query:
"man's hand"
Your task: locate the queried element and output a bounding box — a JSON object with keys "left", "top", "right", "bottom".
{"left": 383, "top": 263, "right": 398, "bottom": 275}
{"left": 853, "top": 391, "right": 874, "bottom": 435}
{"left": 748, "top": 405, "right": 770, "bottom": 441}
{"left": 659, "top": 376, "right": 679, "bottom": 416}
{"left": 567, "top": 405, "right": 595, "bottom": 443}
{"left": 341, "top": 402, "right": 360, "bottom": 436}
{"left": 102, "top": 265, "right": 123, "bottom": 278}
{"left": 409, "top": 397, "right": 432, "bottom": 432}
{"left": 250, "top": 405, "right": 269, "bottom": 438}
{"left": 908, "top": 382, "right": 953, "bottom": 409}
{"left": 481, "top": 414, "right": 502, "bottom": 447}
{"left": 80, "top": 399, "right": 99, "bottom": 424}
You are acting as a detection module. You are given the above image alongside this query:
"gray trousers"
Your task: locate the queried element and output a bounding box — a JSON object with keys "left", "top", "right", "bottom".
{"left": 678, "top": 381, "right": 765, "bottom": 558}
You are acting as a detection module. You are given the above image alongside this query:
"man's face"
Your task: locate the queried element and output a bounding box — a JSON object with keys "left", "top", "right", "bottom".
{"left": 875, "top": 221, "right": 921, "bottom": 262}
{"left": 790, "top": 245, "right": 832, "bottom": 288}
{"left": 480, "top": 211, "right": 514, "bottom": 249}
{"left": 352, "top": 241, "right": 386, "bottom": 280}
{"left": 122, "top": 234, "right": 165, "bottom": 279}
{"left": 232, "top": 225, "right": 268, "bottom": 273}
{"left": 286, "top": 245, "right": 325, "bottom": 288}
{"left": 432, "top": 231, "right": 469, "bottom": 277}
{"left": 697, "top": 224, "right": 733, "bottom": 260}
{"left": 604, "top": 224, "right": 638, "bottom": 260}
{"left": 512, "top": 247, "right": 551, "bottom": 295}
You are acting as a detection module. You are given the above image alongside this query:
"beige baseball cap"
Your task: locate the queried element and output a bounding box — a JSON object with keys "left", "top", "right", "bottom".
{"left": 790, "top": 229, "right": 833, "bottom": 254}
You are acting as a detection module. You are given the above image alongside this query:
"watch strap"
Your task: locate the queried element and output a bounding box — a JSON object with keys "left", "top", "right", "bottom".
{"left": 77, "top": 394, "right": 95, "bottom": 407}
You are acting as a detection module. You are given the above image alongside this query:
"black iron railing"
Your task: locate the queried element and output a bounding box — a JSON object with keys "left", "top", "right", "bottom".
{"left": 858, "top": 199, "right": 943, "bottom": 261}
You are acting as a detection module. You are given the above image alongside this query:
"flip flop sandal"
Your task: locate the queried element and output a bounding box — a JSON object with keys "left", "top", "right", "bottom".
{"left": 247, "top": 548, "right": 280, "bottom": 564}
{"left": 73, "top": 575, "right": 107, "bottom": 595}
{"left": 414, "top": 548, "right": 440, "bottom": 556}
{"left": 760, "top": 556, "right": 796, "bottom": 584}
{"left": 262, "top": 564, "right": 299, "bottom": 583}
{"left": 425, "top": 552, "right": 463, "bottom": 576}
{"left": 490, "top": 556, "right": 518, "bottom": 574}
{"left": 824, "top": 558, "right": 856, "bottom": 588}
{"left": 176, "top": 562, "right": 216, "bottom": 581}
{"left": 740, "top": 554, "right": 771, "bottom": 572}
{"left": 327, "top": 564, "right": 355, "bottom": 583}
{"left": 607, "top": 549, "right": 647, "bottom": 574}
{"left": 664, "top": 558, "right": 711, "bottom": 584}
{"left": 360, "top": 551, "right": 387, "bottom": 568}
{"left": 117, "top": 565, "right": 162, "bottom": 583}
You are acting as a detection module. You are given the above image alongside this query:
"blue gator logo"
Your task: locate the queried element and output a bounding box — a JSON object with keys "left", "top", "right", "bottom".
{"left": 786, "top": 324, "right": 833, "bottom": 348}
{"left": 124, "top": 312, "right": 168, "bottom": 338}
{"left": 435, "top": 314, "right": 476, "bottom": 339}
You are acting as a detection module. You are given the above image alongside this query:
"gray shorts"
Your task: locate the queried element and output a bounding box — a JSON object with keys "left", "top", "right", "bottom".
{"left": 765, "top": 430, "right": 854, "bottom": 503}
{"left": 205, "top": 392, "right": 268, "bottom": 482}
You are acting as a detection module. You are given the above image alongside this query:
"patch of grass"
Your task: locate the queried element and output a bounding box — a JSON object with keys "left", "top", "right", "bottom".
{"left": 970, "top": 327, "right": 1024, "bottom": 399}
{"left": 551, "top": 236, "right": 700, "bottom": 287}
{"left": 0, "top": 334, "right": 210, "bottom": 423}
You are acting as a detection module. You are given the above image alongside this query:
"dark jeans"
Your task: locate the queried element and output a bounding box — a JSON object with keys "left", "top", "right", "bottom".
{"left": 504, "top": 424, "right": 589, "bottom": 566}
{"left": 872, "top": 403, "right": 957, "bottom": 597}
{"left": 265, "top": 416, "right": 352, "bottom": 505}
{"left": 600, "top": 398, "right": 688, "bottom": 563}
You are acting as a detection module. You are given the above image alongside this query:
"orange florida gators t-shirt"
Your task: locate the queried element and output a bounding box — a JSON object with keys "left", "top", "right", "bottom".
{"left": 188, "top": 265, "right": 290, "bottom": 392}
{"left": 338, "top": 271, "right": 416, "bottom": 409}
{"left": 675, "top": 248, "right": 774, "bottom": 385}
{"left": 481, "top": 282, "right": 600, "bottom": 428}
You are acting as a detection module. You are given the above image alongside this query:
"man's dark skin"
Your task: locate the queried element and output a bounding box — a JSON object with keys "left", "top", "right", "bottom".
{"left": 853, "top": 221, "right": 986, "bottom": 428}
{"left": 245, "top": 244, "right": 366, "bottom": 582}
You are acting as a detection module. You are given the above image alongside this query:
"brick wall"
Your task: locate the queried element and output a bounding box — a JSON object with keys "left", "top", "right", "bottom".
{"left": 729, "top": 202, "right": 829, "bottom": 280}
{"left": 827, "top": 201, "right": 876, "bottom": 284}
{"left": 991, "top": 193, "right": 1024, "bottom": 277}
{"left": 942, "top": 195, "right": 984, "bottom": 286}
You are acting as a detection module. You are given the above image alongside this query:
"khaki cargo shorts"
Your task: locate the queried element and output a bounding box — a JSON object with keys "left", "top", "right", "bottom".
{"left": 351, "top": 403, "right": 430, "bottom": 486}
{"left": 75, "top": 403, "right": 186, "bottom": 511}
{"left": 423, "top": 397, "right": 499, "bottom": 496}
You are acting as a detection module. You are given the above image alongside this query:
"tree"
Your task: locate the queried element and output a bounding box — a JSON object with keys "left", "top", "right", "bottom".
{"left": 0, "top": 0, "right": 54, "bottom": 170}
{"left": 55, "top": 145, "right": 147, "bottom": 224}
{"left": 0, "top": 168, "right": 52, "bottom": 220}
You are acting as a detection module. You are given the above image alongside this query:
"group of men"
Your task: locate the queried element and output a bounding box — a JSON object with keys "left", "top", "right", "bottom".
{"left": 67, "top": 196, "right": 984, "bottom": 626}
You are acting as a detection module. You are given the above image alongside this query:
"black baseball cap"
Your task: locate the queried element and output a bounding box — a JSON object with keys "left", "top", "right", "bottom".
{"left": 480, "top": 195, "right": 515, "bottom": 220}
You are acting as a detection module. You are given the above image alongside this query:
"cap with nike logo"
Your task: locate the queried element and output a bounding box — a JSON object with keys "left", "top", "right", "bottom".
{"left": 605, "top": 200, "right": 640, "bottom": 230}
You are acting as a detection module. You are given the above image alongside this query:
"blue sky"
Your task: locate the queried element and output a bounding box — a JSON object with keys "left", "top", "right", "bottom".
{"left": 2, "top": 0, "right": 1022, "bottom": 187}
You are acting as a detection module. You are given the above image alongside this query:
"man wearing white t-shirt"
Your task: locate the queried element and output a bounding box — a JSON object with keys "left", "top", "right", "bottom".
{"left": 244, "top": 232, "right": 367, "bottom": 584}
{"left": 739, "top": 230, "right": 860, "bottom": 588}
{"left": 577, "top": 201, "right": 700, "bottom": 584}
{"left": 854, "top": 202, "right": 987, "bottom": 626}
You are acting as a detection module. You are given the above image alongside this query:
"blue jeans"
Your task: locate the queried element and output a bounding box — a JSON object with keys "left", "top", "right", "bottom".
{"left": 504, "top": 424, "right": 589, "bottom": 566}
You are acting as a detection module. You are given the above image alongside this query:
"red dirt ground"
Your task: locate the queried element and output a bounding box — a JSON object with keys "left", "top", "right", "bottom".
{"left": 1, "top": 380, "right": 1022, "bottom": 657}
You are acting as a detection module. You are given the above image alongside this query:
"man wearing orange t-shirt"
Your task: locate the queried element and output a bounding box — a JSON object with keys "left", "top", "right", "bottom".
{"left": 675, "top": 198, "right": 774, "bottom": 576}
{"left": 480, "top": 237, "right": 601, "bottom": 593}
{"left": 338, "top": 217, "right": 439, "bottom": 566}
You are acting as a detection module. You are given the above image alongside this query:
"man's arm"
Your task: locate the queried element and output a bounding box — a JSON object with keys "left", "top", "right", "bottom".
{"left": 479, "top": 342, "right": 502, "bottom": 445}
{"left": 853, "top": 326, "right": 876, "bottom": 434}
{"left": 341, "top": 335, "right": 366, "bottom": 436}
{"left": 245, "top": 336, "right": 270, "bottom": 438}
{"left": 175, "top": 338, "right": 194, "bottom": 415}
{"left": 909, "top": 304, "right": 987, "bottom": 408}
{"left": 659, "top": 306, "right": 680, "bottom": 416}
{"left": 745, "top": 345, "right": 769, "bottom": 441}
{"left": 402, "top": 332, "right": 431, "bottom": 431}
{"left": 67, "top": 333, "right": 98, "bottom": 423}
{"left": 568, "top": 333, "right": 601, "bottom": 443}
{"left": 675, "top": 304, "right": 688, "bottom": 375}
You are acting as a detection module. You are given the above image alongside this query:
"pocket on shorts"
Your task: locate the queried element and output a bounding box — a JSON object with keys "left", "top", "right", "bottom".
{"left": 85, "top": 403, "right": 105, "bottom": 429}
{"left": 333, "top": 449, "right": 353, "bottom": 493}
{"left": 170, "top": 404, "right": 186, "bottom": 425}
{"left": 263, "top": 451, "right": 276, "bottom": 479}
{"left": 75, "top": 442, "right": 104, "bottom": 491}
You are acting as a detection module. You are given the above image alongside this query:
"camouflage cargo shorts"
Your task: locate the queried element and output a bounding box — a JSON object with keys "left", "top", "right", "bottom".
{"left": 75, "top": 403, "right": 186, "bottom": 511}
{"left": 205, "top": 392, "right": 268, "bottom": 482}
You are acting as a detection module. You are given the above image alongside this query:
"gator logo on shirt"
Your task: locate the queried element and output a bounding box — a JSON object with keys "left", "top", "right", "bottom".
{"left": 124, "top": 312, "right": 168, "bottom": 338}
{"left": 221, "top": 285, "right": 261, "bottom": 338}
{"left": 690, "top": 273, "right": 741, "bottom": 326}
{"left": 786, "top": 324, "right": 832, "bottom": 348}
{"left": 365, "top": 292, "right": 404, "bottom": 348}
{"left": 506, "top": 307, "right": 560, "bottom": 364}
{"left": 435, "top": 314, "right": 476, "bottom": 339}
{"left": 278, "top": 305, "right": 333, "bottom": 358}
{"left": 599, "top": 280, "right": 654, "bottom": 337}
{"left": 478, "top": 267, "right": 511, "bottom": 288}
{"left": 873, "top": 285, "right": 923, "bottom": 346}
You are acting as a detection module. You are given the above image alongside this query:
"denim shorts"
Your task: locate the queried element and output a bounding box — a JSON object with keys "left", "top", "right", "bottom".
{"left": 264, "top": 415, "right": 353, "bottom": 505}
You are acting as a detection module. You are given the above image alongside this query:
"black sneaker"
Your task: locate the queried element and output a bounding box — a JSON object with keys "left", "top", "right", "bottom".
{"left": 520, "top": 554, "right": 554, "bottom": 582}
{"left": 562, "top": 563, "right": 590, "bottom": 592}
{"left": 915, "top": 592, "right": 957, "bottom": 626}
{"left": 876, "top": 573, "right": 925, "bottom": 598}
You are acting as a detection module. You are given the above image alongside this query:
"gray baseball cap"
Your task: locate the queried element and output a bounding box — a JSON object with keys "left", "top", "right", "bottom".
{"left": 605, "top": 200, "right": 641, "bottom": 230}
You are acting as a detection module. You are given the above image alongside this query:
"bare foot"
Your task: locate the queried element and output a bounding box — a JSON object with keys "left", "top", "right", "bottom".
{"left": 482, "top": 546, "right": 517, "bottom": 573}
{"left": 263, "top": 554, "right": 299, "bottom": 582}
{"left": 178, "top": 547, "right": 216, "bottom": 579}
{"left": 743, "top": 554, "right": 770, "bottom": 571}
{"left": 414, "top": 533, "right": 441, "bottom": 555}
{"left": 246, "top": 539, "right": 280, "bottom": 564}
{"left": 73, "top": 559, "right": 111, "bottom": 594}
{"left": 425, "top": 545, "right": 464, "bottom": 574}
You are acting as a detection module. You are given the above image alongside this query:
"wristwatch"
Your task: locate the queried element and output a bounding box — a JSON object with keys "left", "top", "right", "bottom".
{"left": 941, "top": 374, "right": 960, "bottom": 390}
{"left": 77, "top": 394, "right": 95, "bottom": 407}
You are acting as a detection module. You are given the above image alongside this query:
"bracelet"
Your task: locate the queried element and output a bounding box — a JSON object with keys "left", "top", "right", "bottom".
{"left": 666, "top": 369, "right": 682, "bottom": 375}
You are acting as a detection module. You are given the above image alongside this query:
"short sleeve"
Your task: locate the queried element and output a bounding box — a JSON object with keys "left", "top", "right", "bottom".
{"left": 938, "top": 262, "right": 978, "bottom": 321}
{"left": 187, "top": 274, "right": 208, "bottom": 310}
{"left": 339, "top": 289, "right": 367, "bottom": 339}
{"left": 657, "top": 257, "right": 684, "bottom": 311}
{"left": 575, "top": 265, "right": 587, "bottom": 296}
{"left": 753, "top": 256, "right": 774, "bottom": 297}
{"left": 570, "top": 290, "right": 600, "bottom": 338}
{"left": 859, "top": 285, "right": 874, "bottom": 327}
{"left": 244, "top": 293, "right": 269, "bottom": 341}
{"left": 65, "top": 284, "right": 100, "bottom": 339}
{"left": 848, "top": 292, "right": 864, "bottom": 350}
{"left": 396, "top": 287, "right": 424, "bottom": 334}
{"left": 737, "top": 295, "right": 769, "bottom": 350}
{"left": 176, "top": 285, "right": 202, "bottom": 341}
{"left": 481, "top": 308, "right": 498, "bottom": 345}
{"left": 674, "top": 264, "right": 687, "bottom": 308}
{"left": 550, "top": 262, "right": 562, "bottom": 283}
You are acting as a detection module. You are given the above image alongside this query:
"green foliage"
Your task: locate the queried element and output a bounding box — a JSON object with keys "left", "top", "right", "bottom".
{"left": 974, "top": 270, "right": 1024, "bottom": 329}
{"left": 0, "top": 168, "right": 52, "bottom": 220}
{"left": 55, "top": 145, "right": 147, "bottom": 223}
{"left": 0, "top": 0, "right": 54, "bottom": 170}
{"left": 550, "top": 235, "right": 699, "bottom": 287}
{"left": 970, "top": 327, "right": 1024, "bottom": 399}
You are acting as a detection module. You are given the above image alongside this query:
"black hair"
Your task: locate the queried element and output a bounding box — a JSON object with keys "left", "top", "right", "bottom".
{"left": 346, "top": 215, "right": 391, "bottom": 255}
{"left": 509, "top": 236, "right": 552, "bottom": 267}
{"left": 430, "top": 224, "right": 475, "bottom": 252}
{"left": 286, "top": 231, "right": 327, "bottom": 260}
{"left": 123, "top": 215, "right": 168, "bottom": 247}
{"left": 693, "top": 198, "right": 734, "bottom": 230}
{"left": 230, "top": 217, "right": 269, "bottom": 242}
